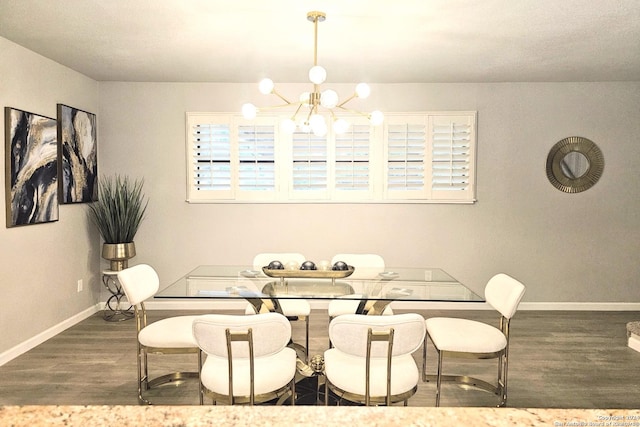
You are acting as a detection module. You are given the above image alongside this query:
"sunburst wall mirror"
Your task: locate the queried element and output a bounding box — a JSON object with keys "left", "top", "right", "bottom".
{"left": 546, "top": 136, "right": 604, "bottom": 193}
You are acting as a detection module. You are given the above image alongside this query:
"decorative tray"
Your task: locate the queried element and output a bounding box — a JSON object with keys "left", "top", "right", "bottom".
{"left": 262, "top": 266, "right": 354, "bottom": 279}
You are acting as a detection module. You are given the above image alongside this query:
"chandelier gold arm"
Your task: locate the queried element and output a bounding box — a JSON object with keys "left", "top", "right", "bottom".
{"left": 290, "top": 103, "right": 304, "bottom": 120}
{"left": 335, "top": 105, "right": 373, "bottom": 119}
{"left": 259, "top": 102, "right": 301, "bottom": 111}
{"left": 270, "top": 88, "right": 292, "bottom": 105}
{"left": 337, "top": 93, "right": 358, "bottom": 108}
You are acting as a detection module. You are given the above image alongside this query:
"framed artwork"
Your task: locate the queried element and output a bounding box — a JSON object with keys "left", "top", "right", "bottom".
{"left": 4, "top": 107, "right": 59, "bottom": 227}
{"left": 57, "top": 104, "right": 98, "bottom": 203}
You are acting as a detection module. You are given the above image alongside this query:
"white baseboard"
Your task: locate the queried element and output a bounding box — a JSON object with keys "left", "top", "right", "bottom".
{"left": 0, "top": 304, "right": 101, "bottom": 367}
{"left": 519, "top": 302, "right": 640, "bottom": 311}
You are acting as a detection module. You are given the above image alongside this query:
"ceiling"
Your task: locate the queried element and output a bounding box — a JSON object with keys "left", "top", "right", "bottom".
{"left": 1, "top": 0, "right": 639, "bottom": 83}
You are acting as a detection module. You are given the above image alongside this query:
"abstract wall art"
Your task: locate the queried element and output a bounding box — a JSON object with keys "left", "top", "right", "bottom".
{"left": 4, "top": 107, "right": 59, "bottom": 227}
{"left": 57, "top": 104, "right": 98, "bottom": 204}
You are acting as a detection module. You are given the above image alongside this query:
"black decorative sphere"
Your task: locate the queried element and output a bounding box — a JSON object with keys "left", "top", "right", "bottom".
{"left": 267, "top": 260, "right": 284, "bottom": 270}
{"left": 300, "top": 260, "right": 317, "bottom": 270}
{"left": 332, "top": 261, "right": 348, "bottom": 271}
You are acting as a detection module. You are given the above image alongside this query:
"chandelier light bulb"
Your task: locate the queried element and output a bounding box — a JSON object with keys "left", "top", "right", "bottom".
{"left": 299, "top": 92, "right": 311, "bottom": 106}
{"left": 333, "top": 118, "right": 350, "bottom": 134}
{"left": 309, "top": 65, "right": 327, "bottom": 84}
{"left": 369, "top": 110, "right": 384, "bottom": 126}
{"left": 355, "top": 83, "right": 371, "bottom": 99}
{"left": 242, "top": 103, "right": 257, "bottom": 119}
{"left": 281, "top": 118, "right": 296, "bottom": 134}
{"left": 313, "top": 122, "right": 328, "bottom": 137}
{"left": 300, "top": 122, "right": 311, "bottom": 133}
{"left": 320, "top": 89, "right": 339, "bottom": 108}
{"left": 309, "top": 113, "right": 326, "bottom": 129}
{"left": 258, "top": 78, "right": 275, "bottom": 95}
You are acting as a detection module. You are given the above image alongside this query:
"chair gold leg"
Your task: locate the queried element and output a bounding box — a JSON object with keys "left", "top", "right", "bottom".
{"left": 435, "top": 350, "right": 443, "bottom": 407}
{"left": 137, "top": 348, "right": 151, "bottom": 405}
{"left": 136, "top": 350, "right": 143, "bottom": 403}
{"left": 498, "top": 353, "right": 508, "bottom": 407}
{"left": 422, "top": 336, "right": 428, "bottom": 382}
{"left": 291, "top": 377, "right": 296, "bottom": 406}
{"left": 142, "top": 350, "right": 149, "bottom": 389}
{"left": 325, "top": 379, "right": 329, "bottom": 406}
{"left": 198, "top": 350, "right": 204, "bottom": 405}
{"left": 305, "top": 315, "right": 310, "bottom": 363}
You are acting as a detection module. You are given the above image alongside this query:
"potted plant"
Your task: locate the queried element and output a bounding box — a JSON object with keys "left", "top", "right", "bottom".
{"left": 88, "top": 175, "right": 148, "bottom": 271}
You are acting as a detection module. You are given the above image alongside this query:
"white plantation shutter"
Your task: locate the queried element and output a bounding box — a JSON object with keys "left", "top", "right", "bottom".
{"left": 430, "top": 114, "right": 476, "bottom": 201}
{"left": 291, "top": 130, "right": 328, "bottom": 197}
{"left": 334, "top": 124, "right": 372, "bottom": 195}
{"left": 188, "top": 115, "right": 233, "bottom": 200}
{"left": 385, "top": 117, "right": 427, "bottom": 199}
{"left": 237, "top": 124, "right": 275, "bottom": 191}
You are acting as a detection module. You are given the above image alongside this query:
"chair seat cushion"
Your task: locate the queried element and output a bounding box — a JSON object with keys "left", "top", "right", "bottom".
{"left": 323, "top": 348, "right": 418, "bottom": 397}
{"left": 328, "top": 298, "right": 393, "bottom": 317}
{"left": 200, "top": 347, "right": 296, "bottom": 396}
{"left": 138, "top": 315, "right": 200, "bottom": 348}
{"left": 426, "top": 317, "right": 507, "bottom": 353}
{"left": 245, "top": 299, "right": 310, "bottom": 316}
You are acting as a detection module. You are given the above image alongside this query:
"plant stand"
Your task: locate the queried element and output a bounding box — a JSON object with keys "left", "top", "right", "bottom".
{"left": 102, "top": 270, "right": 134, "bottom": 322}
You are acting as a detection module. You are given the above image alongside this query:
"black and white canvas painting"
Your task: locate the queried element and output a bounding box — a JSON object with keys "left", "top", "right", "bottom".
{"left": 4, "top": 107, "right": 59, "bottom": 227}
{"left": 57, "top": 104, "right": 98, "bottom": 203}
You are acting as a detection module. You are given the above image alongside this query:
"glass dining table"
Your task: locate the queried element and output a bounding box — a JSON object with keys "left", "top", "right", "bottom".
{"left": 155, "top": 265, "right": 485, "bottom": 314}
{"left": 156, "top": 265, "right": 484, "bottom": 404}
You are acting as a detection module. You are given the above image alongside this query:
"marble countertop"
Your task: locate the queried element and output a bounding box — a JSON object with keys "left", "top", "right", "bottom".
{"left": 2, "top": 406, "right": 639, "bottom": 427}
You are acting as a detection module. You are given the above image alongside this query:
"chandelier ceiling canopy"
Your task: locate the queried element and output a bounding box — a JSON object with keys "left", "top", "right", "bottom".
{"left": 242, "top": 11, "right": 383, "bottom": 137}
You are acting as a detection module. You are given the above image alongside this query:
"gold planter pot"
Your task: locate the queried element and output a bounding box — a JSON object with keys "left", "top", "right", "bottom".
{"left": 102, "top": 242, "right": 136, "bottom": 271}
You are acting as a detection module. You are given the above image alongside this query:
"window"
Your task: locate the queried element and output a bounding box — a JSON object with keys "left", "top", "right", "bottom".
{"left": 186, "top": 112, "right": 476, "bottom": 203}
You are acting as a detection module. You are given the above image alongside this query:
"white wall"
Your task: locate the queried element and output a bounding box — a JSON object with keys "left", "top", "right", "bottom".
{"left": 98, "top": 81, "right": 640, "bottom": 303}
{"left": 0, "top": 37, "right": 99, "bottom": 355}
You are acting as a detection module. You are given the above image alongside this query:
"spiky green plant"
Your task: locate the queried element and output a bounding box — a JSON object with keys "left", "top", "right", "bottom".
{"left": 88, "top": 175, "right": 148, "bottom": 244}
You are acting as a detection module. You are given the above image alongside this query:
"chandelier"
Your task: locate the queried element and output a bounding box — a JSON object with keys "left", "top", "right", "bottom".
{"left": 241, "top": 11, "right": 384, "bottom": 137}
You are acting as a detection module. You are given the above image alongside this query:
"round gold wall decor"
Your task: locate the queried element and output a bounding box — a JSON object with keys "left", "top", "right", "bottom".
{"left": 546, "top": 136, "right": 604, "bottom": 193}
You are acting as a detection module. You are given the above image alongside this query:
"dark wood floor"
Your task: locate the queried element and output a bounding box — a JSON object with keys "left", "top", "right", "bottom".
{"left": 1, "top": 308, "right": 639, "bottom": 408}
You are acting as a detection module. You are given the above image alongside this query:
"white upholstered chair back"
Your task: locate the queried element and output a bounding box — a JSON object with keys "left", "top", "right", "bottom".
{"left": 193, "top": 313, "right": 291, "bottom": 359}
{"left": 249, "top": 252, "right": 311, "bottom": 363}
{"left": 329, "top": 313, "right": 425, "bottom": 357}
{"left": 253, "top": 253, "right": 306, "bottom": 269}
{"left": 485, "top": 273, "right": 526, "bottom": 319}
{"left": 117, "top": 264, "right": 159, "bottom": 305}
{"left": 331, "top": 253, "right": 385, "bottom": 279}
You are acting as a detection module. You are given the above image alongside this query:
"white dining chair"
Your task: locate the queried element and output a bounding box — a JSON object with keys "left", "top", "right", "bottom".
{"left": 193, "top": 312, "right": 297, "bottom": 405}
{"left": 328, "top": 254, "right": 393, "bottom": 321}
{"left": 324, "top": 313, "right": 426, "bottom": 406}
{"left": 422, "top": 273, "right": 526, "bottom": 407}
{"left": 117, "top": 264, "right": 203, "bottom": 405}
{"left": 245, "top": 252, "right": 311, "bottom": 362}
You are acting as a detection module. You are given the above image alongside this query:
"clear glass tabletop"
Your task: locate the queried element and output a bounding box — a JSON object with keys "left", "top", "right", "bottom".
{"left": 156, "top": 265, "right": 484, "bottom": 303}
